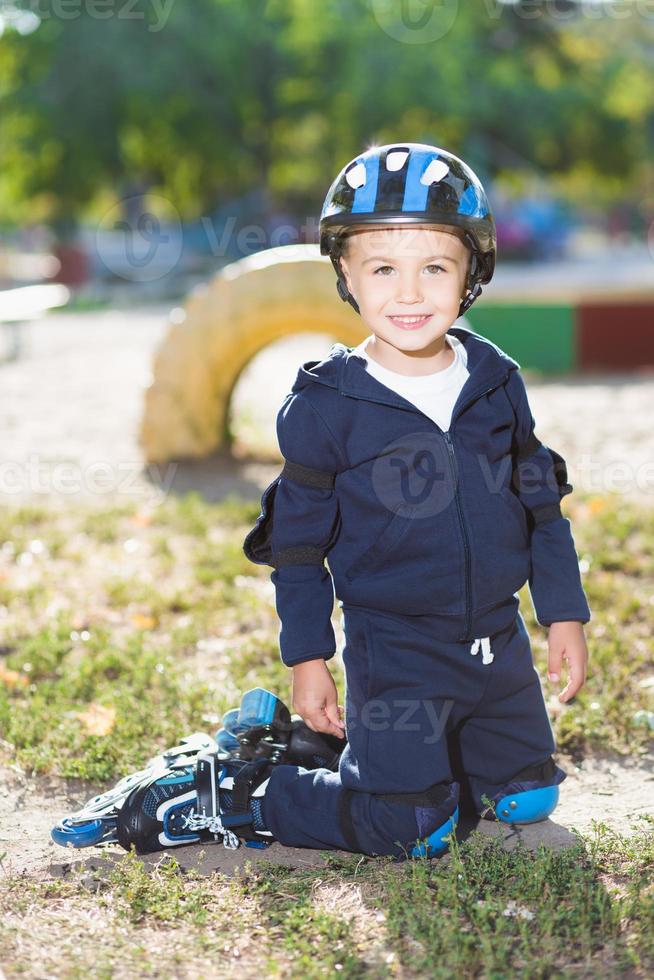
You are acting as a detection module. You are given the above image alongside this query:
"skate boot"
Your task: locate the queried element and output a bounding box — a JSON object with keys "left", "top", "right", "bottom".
{"left": 51, "top": 687, "right": 347, "bottom": 851}
{"left": 50, "top": 731, "right": 217, "bottom": 850}
{"left": 116, "top": 750, "right": 276, "bottom": 853}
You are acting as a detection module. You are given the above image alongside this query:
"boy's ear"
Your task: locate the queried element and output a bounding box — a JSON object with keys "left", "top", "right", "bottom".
{"left": 338, "top": 255, "right": 354, "bottom": 296}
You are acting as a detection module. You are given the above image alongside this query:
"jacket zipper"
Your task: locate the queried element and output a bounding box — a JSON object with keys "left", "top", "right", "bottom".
{"left": 341, "top": 376, "right": 506, "bottom": 640}
{"left": 444, "top": 429, "right": 472, "bottom": 639}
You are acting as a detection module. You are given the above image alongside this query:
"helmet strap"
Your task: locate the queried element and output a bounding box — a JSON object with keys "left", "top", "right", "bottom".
{"left": 458, "top": 281, "right": 482, "bottom": 317}
{"left": 331, "top": 254, "right": 361, "bottom": 315}
{"left": 457, "top": 236, "right": 484, "bottom": 317}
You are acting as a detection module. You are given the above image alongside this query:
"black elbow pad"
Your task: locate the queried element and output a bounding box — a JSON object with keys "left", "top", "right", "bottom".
{"left": 547, "top": 447, "right": 573, "bottom": 498}
{"left": 242, "top": 460, "right": 338, "bottom": 568}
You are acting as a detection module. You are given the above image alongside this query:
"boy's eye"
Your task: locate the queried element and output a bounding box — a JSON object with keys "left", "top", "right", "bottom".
{"left": 372, "top": 264, "right": 447, "bottom": 275}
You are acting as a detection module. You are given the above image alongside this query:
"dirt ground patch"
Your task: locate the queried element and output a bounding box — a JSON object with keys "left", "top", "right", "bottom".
{"left": 1, "top": 748, "right": 652, "bottom": 881}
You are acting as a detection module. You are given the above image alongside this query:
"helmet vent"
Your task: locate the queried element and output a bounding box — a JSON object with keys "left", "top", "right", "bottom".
{"left": 345, "top": 161, "right": 366, "bottom": 189}
{"left": 386, "top": 149, "right": 409, "bottom": 171}
{"left": 421, "top": 158, "right": 450, "bottom": 186}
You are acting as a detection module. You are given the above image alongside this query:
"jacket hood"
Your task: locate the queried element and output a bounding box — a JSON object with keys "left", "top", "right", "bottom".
{"left": 290, "top": 325, "right": 521, "bottom": 400}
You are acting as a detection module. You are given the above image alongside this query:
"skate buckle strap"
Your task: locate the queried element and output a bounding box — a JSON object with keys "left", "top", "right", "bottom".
{"left": 187, "top": 753, "right": 271, "bottom": 850}
{"left": 180, "top": 809, "right": 240, "bottom": 849}
{"left": 470, "top": 636, "right": 494, "bottom": 665}
{"left": 218, "top": 759, "right": 273, "bottom": 834}
{"left": 191, "top": 751, "right": 242, "bottom": 849}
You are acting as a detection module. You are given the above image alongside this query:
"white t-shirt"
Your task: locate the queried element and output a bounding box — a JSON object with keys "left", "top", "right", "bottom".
{"left": 351, "top": 332, "right": 469, "bottom": 432}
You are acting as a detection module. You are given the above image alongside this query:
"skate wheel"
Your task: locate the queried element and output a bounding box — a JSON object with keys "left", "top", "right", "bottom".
{"left": 239, "top": 688, "right": 278, "bottom": 729}
{"left": 221, "top": 708, "right": 241, "bottom": 736}
{"left": 215, "top": 727, "right": 240, "bottom": 752}
{"left": 51, "top": 818, "right": 107, "bottom": 848}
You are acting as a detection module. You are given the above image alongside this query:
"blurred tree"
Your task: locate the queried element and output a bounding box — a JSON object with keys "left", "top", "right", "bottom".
{"left": 0, "top": 0, "right": 651, "bottom": 237}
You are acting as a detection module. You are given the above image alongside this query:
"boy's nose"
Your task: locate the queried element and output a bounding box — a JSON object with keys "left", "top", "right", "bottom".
{"left": 395, "top": 278, "right": 424, "bottom": 304}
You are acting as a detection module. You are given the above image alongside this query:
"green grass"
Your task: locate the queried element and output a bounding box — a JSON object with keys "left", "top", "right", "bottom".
{"left": 0, "top": 494, "right": 288, "bottom": 782}
{"left": 0, "top": 490, "right": 653, "bottom": 976}
{"left": 1, "top": 490, "right": 652, "bottom": 783}
{"left": 1, "top": 822, "right": 652, "bottom": 977}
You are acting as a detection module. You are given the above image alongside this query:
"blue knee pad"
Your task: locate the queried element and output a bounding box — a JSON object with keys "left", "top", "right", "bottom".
{"left": 337, "top": 780, "right": 459, "bottom": 859}
{"left": 410, "top": 805, "right": 459, "bottom": 858}
{"left": 494, "top": 785, "right": 559, "bottom": 824}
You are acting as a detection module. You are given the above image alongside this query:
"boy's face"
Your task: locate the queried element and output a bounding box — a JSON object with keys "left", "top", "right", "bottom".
{"left": 337, "top": 223, "right": 471, "bottom": 353}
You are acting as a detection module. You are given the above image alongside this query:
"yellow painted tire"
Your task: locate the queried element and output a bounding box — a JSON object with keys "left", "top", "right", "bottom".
{"left": 139, "top": 244, "right": 365, "bottom": 464}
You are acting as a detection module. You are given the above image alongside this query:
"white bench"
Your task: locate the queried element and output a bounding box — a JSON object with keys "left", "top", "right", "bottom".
{"left": 0, "top": 283, "right": 70, "bottom": 361}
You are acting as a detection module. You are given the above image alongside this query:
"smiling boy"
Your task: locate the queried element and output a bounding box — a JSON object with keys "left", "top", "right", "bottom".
{"left": 50, "top": 143, "right": 592, "bottom": 860}
{"left": 242, "top": 143, "right": 591, "bottom": 856}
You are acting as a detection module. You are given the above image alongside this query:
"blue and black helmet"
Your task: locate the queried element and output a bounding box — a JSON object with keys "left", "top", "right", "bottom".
{"left": 319, "top": 142, "right": 496, "bottom": 317}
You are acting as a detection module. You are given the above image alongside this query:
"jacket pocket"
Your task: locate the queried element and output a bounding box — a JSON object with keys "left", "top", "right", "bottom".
{"left": 469, "top": 482, "right": 532, "bottom": 610}
{"left": 343, "top": 503, "right": 416, "bottom": 581}
{"left": 242, "top": 474, "right": 280, "bottom": 566}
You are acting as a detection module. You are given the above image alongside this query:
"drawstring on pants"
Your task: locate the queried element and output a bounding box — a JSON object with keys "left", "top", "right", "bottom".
{"left": 470, "top": 636, "right": 494, "bottom": 665}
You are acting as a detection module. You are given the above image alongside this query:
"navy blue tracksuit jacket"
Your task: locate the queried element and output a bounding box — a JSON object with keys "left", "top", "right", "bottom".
{"left": 244, "top": 324, "right": 591, "bottom": 668}
{"left": 242, "top": 325, "right": 590, "bottom": 856}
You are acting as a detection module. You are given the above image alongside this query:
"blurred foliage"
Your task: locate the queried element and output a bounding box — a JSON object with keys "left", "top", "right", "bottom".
{"left": 0, "top": 0, "right": 652, "bottom": 230}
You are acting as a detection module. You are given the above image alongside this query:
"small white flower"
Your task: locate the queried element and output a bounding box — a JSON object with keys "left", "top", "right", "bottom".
{"left": 502, "top": 900, "right": 534, "bottom": 920}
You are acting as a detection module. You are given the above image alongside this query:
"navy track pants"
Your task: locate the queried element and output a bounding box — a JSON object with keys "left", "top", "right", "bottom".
{"left": 262, "top": 606, "right": 565, "bottom": 857}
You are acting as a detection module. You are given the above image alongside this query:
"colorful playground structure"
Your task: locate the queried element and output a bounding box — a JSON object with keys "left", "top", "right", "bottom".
{"left": 139, "top": 244, "right": 653, "bottom": 464}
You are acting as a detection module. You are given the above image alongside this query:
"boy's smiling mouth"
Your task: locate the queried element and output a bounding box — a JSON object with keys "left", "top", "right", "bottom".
{"left": 387, "top": 314, "right": 433, "bottom": 330}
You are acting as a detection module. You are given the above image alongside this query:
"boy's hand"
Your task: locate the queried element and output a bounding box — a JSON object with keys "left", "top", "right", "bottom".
{"left": 291, "top": 659, "right": 345, "bottom": 738}
{"left": 547, "top": 621, "right": 589, "bottom": 703}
